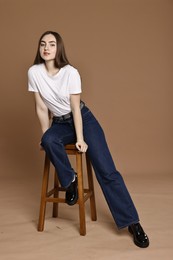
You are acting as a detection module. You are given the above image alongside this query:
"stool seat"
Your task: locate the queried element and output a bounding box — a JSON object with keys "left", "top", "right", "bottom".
{"left": 38, "top": 144, "right": 97, "bottom": 235}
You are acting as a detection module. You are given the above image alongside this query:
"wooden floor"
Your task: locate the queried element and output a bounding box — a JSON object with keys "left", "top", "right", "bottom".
{"left": 0, "top": 173, "right": 172, "bottom": 260}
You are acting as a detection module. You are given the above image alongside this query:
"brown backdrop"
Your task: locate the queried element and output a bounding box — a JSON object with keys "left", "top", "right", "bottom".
{"left": 0, "top": 0, "right": 172, "bottom": 181}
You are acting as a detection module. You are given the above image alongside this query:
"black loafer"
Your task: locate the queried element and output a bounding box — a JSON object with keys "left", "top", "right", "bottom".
{"left": 65, "top": 175, "right": 78, "bottom": 206}
{"left": 128, "top": 223, "right": 149, "bottom": 248}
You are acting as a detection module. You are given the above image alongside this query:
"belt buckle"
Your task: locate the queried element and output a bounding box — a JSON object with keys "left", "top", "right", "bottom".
{"left": 59, "top": 116, "right": 64, "bottom": 121}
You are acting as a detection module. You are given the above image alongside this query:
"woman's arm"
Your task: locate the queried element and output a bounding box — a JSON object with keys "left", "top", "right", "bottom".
{"left": 70, "top": 94, "right": 88, "bottom": 152}
{"left": 34, "top": 92, "right": 50, "bottom": 134}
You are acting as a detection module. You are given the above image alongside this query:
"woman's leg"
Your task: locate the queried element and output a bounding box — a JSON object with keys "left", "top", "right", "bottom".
{"left": 41, "top": 120, "right": 76, "bottom": 188}
{"left": 82, "top": 107, "right": 139, "bottom": 229}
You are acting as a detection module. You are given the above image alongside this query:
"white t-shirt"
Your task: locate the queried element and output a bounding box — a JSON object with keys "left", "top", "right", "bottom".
{"left": 28, "top": 64, "right": 82, "bottom": 116}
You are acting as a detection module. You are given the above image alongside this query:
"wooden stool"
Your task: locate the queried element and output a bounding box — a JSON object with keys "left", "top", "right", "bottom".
{"left": 38, "top": 144, "right": 97, "bottom": 235}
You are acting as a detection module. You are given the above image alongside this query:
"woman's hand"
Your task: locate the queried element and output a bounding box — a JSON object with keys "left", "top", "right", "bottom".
{"left": 76, "top": 140, "right": 88, "bottom": 153}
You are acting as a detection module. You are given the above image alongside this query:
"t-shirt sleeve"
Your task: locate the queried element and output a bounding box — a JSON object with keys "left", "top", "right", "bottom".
{"left": 27, "top": 68, "right": 39, "bottom": 92}
{"left": 68, "top": 69, "right": 82, "bottom": 94}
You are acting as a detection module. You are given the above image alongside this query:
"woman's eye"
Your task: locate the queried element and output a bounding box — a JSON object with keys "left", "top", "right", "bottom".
{"left": 40, "top": 43, "right": 56, "bottom": 48}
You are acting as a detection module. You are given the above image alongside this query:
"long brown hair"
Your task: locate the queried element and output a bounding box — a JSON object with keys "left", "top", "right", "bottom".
{"left": 34, "top": 31, "right": 70, "bottom": 69}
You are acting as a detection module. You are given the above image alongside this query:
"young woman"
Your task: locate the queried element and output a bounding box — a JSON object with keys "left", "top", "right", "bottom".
{"left": 28, "top": 31, "right": 149, "bottom": 248}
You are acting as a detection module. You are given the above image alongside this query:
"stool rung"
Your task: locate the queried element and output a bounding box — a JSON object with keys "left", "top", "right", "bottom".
{"left": 46, "top": 195, "right": 92, "bottom": 204}
{"left": 47, "top": 187, "right": 66, "bottom": 197}
{"left": 47, "top": 189, "right": 56, "bottom": 197}
{"left": 46, "top": 197, "right": 66, "bottom": 203}
{"left": 46, "top": 190, "right": 93, "bottom": 201}
{"left": 84, "top": 191, "right": 93, "bottom": 202}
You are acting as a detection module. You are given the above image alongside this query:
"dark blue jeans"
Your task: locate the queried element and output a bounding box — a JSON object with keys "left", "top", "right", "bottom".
{"left": 41, "top": 106, "right": 139, "bottom": 229}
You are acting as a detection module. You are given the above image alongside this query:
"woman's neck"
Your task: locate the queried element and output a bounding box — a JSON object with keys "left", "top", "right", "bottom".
{"left": 44, "top": 61, "right": 59, "bottom": 76}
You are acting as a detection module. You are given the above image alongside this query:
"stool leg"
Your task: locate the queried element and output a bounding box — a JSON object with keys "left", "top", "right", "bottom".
{"left": 86, "top": 153, "right": 97, "bottom": 221}
{"left": 52, "top": 171, "right": 59, "bottom": 218}
{"left": 38, "top": 154, "right": 50, "bottom": 231}
{"left": 76, "top": 153, "right": 86, "bottom": 236}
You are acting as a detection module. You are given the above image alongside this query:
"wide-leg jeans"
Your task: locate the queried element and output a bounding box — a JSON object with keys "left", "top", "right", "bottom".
{"left": 41, "top": 106, "right": 139, "bottom": 229}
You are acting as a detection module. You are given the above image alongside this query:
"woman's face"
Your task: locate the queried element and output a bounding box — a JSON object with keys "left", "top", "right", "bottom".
{"left": 39, "top": 34, "right": 57, "bottom": 62}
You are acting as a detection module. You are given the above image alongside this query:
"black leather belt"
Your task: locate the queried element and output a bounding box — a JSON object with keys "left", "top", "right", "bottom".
{"left": 53, "top": 101, "right": 85, "bottom": 122}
